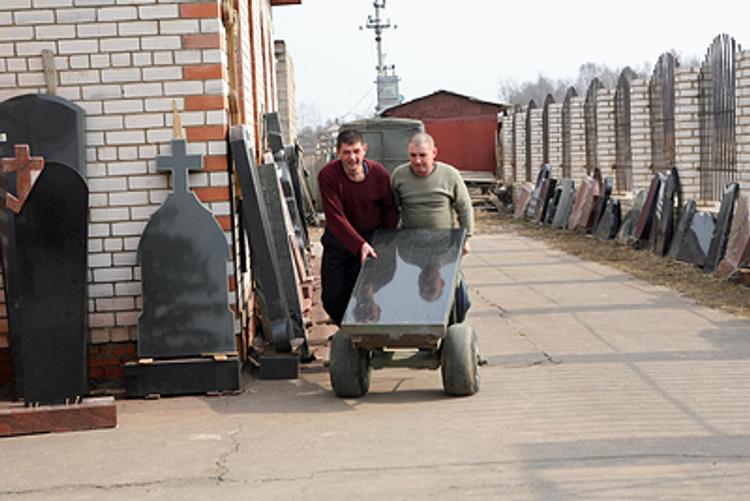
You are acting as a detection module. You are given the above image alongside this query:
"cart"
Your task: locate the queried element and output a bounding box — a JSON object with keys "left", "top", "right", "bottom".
{"left": 329, "top": 228, "right": 480, "bottom": 397}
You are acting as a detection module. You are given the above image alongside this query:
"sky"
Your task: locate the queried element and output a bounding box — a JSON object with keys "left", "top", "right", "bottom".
{"left": 273, "top": 0, "right": 749, "bottom": 127}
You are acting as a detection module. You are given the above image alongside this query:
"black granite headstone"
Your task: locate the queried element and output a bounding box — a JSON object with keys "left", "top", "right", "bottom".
{"left": 704, "top": 182, "right": 740, "bottom": 273}
{"left": 674, "top": 209, "right": 715, "bottom": 267}
{"left": 653, "top": 167, "right": 682, "bottom": 256}
{"left": 667, "top": 199, "right": 696, "bottom": 260}
{"left": 341, "top": 229, "right": 464, "bottom": 337}
{"left": 543, "top": 184, "right": 562, "bottom": 225}
{"left": 633, "top": 175, "right": 662, "bottom": 242}
{"left": 537, "top": 178, "right": 557, "bottom": 223}
{"left": 551, "top": 180, "right": 575, "bottom": 229}
{"left": 137, "top": 139, "right": 235, "bottom": 358}
{"left": 617, "top": 189, "right": 648, "bottom": 244}
{"left": 229, "top": 125, "right": 298, "bottom": 350}
{"left": 1, "top": 148, "right": 88, "bottom": 405}
{"left": 256, "top": 163, "right": 305, "bottom": 340}
{"left": 594, "top": 198, "right": 621, "bottom": 241}
{"left": 589, "top": 176, "right": 613, "bottom": 235}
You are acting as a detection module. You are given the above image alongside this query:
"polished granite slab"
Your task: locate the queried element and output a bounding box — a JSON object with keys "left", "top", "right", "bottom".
{"left": 705, "top": 182, "right": 739, "bottom": 273}
{"left": 341, "top": 229, "right": 466, "bottom": 337}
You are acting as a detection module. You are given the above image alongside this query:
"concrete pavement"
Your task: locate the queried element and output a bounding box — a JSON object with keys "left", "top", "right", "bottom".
{"left": 2, "top": 231, "right": 750, "bottom": 499}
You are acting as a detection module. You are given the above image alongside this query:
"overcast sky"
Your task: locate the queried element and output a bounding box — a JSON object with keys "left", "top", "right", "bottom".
{"left": 273, "top": 1, "right": 748, "bottom": 127}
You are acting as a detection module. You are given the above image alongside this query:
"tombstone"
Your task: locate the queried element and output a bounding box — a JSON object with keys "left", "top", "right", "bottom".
{"left": 229, "top": 125, "right": 301, "bottom": 352}
{"left": 513, "top": 183, "right": 534, "bottom": 220}
{"left": 594, "top": 198, "right": 621, "bottom": 241}
{"left": 551, "top": 180, "right": 575, "bottom": 229}
{"left": 667, "top": 199, "right": 697, "bottom": 260}
{"left": 543, "top": 184, "right": 562, "bottom": 225}
{"left": 704, "top": 182, "right": 740, "bottom": 273}
{"left": 537, "top": 178, "right": 557, "bottom": 223}
{"left": 568, "top": 177, "right": 597, "bottom": 230}
{"left": 674, "top": 209, "right": 715, "bottom": 267}
{"left": 653, "top": 167, "right": 682, "bottom": 256}
{"left": 524, "top": 165, "right": 551, "bottom": 219}
{"left": 1, "top": 145, "right": 88, "bottom": 404}
{"left": 589, "top": 176, "right": 613, "bottom": 234}
{"left": 617, "top": 189, "right": 648, "bottom": 244}
{"left": 646, "top": 173, "right": 669, "bottom": 249}
{"left": 633, "top": 175, "right": 662, "bottom": 242}
{"left": 0, "top": 94, "right": 87, "bottom": 404}
{"left": 256, "top": 163, "right": 305, "bottom": 340}
{"left": 125, "top": 138, "right": 239, "bottom": 396}
{"left": 715, "top": 193, "right": 750, "bottom": 279}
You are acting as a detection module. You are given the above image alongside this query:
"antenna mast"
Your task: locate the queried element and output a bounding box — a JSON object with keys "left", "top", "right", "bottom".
{"left": 363, "top": 0, "right": 400, "bottom": 113}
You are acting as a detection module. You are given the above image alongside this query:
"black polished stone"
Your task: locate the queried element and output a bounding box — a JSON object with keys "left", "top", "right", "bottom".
{"left": 264, "top": 112, "right": 285, "bottom": 155}
{"left": 667, "top": 199, "right": 696, "bottom": 260}
{"left": 634, "top": 175, "right": 662, "bottom": 241}
{"left": 675, "top": 209, "right": 715, "bottom": 267}
{"left": 256, "top": 163, "right": 304, "bottom": 339}
{"left": 704, "top": 182, "right": 739, "bottom": 273}
{"left": 123, "top": 356, "right": 241, "bottom": 397}
{"left": 594, "top": 198, "right": 621, "bottom": 241}
{"left": 258, "top": 354, "right": 300, "bottom": 380}
{"left": 341, "top": 229, "right": 465, "bottom": 336}
{"left": 229, "top": 126, "right": 295, "bottom": 349}
{"left": 543, "top": 183, "right": 561, "bottom": 225}
{"left": 653, "top": 167, "right": 682, "bottom": 256}
{"left": 589, "top": 176, "right": 613, "bottom": 234}
{"left": 537, "top": 177, "right": 557, "bottom": 223}
{"left": 551, "top": 180, "right": 575, "bottom": 229}
{"left": 2, "top": 161, "right": 88, "bottom": 405}
{"left": 0, "top": 94, "right": 85, "bottom": 177}
{"left": 616, "top": 189, "right": 648, "bottom": 244}
{"left": 525, "top": 165, "right": 551, "bottom": 220}
{"left": 137, "top": 139, "right": 235, "bottom": 358}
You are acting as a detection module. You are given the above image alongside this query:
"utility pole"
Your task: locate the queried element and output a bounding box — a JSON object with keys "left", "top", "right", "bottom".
{"left": 362, "top": 0, "right": 400, "bottom": 113}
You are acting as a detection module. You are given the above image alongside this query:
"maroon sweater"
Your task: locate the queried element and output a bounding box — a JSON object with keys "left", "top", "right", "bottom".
{"left": 318, "top": 158, "right": 398, "bottom": 255}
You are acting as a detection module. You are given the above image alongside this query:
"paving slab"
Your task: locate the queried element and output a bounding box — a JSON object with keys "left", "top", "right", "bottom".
{"left": 2, "top": 231, "right": 750, "bottom": 500}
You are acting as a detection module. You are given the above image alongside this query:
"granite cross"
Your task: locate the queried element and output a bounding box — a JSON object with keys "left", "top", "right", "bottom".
{"left": 157, "top": 139, "right": 203, "bottom": 195}
{"left": 2, "top": 144, "right": 45, "bottom": 214}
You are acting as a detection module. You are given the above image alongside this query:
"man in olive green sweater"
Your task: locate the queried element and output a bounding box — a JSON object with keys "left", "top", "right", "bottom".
{"left": 391, "top": 132, "right": 474, "bottom": 321}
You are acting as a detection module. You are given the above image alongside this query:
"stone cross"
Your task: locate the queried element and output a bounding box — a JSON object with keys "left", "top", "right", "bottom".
{"left": 2, "top": 144, "right": 45, "bottom": 214}
{"left": 156, "top": 139, "right": 203, "bottom": 195}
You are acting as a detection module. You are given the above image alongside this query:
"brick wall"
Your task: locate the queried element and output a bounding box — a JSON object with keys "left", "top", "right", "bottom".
{"left": 737, "top": 51, "right": 750, "bottom": 191}
{"left": 547, "top": 103, "right": 562, "bottom": 178}
{"left": 529, "top": 108, "right": 543, "bottom": 174}
{"left": 596, "top": 88, "right": 616, "bottom": 179}
{"left": 570, "top": 96, "right": 587, "bottom": 181}
{"left": 674, "top": 66, "right": 701, "bottom": 202}
{"left": 514, "top": 109, "right": 526, "bottom": 184}
{"left": 500, "top": 115, "right": 513, "bottom": 182}
{"left": 0, "top": 0, "right": 279, "bottom": 389}
{"left": 274, "top": 39, "right": 296, "bottom": 145}
{"left": 630, "top": 78, "right": 652, "bottom": 193}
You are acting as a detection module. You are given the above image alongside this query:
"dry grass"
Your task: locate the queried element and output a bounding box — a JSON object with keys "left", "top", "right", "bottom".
{"left": 474, "top": 208, "right": 750, "bottom": 319}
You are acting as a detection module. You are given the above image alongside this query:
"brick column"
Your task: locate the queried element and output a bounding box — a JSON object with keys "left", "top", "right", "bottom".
{"left": 674, "top": 66, "right": 701, "bottom": 201}
{"left": 570, "top": 96, "right": 587, "bottom": 181}
{"left": 548, "top": 103, "right": 563, "bottom": 178}
{"left": 736, "top": 51, "right": 750, "bottom": 190}
{"left": 515, "top": 110, "right": 527, "bottom": 184}
{"left": 596, "top": 88, "right": 616, "bottom": 179}
{"left": 630, "top": 78, "right": 652, "bottom": 193}
{"left": 530, "top": 108, "right": 543, "bottom": 173}
{"left": 501, "top": 115, "right": 513, "bottom": 183}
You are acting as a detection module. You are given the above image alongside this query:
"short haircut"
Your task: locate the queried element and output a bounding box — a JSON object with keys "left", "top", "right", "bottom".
{"left": 336, "top": 129, "right": 364, "bottom": 149}
{"left": 409, "top": 132, "right": 435, "bottom": 148}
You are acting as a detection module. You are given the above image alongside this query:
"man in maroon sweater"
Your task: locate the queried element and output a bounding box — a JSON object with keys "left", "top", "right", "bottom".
{"left": 318, "top": 129, "right": 398, "bottom": 325}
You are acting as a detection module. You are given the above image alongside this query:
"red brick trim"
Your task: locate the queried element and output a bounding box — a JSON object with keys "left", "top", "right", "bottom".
{"left": 180, "top": 3, "right": 220, "bottom": 18}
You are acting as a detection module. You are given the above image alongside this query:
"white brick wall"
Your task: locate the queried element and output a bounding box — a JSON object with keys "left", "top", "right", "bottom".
{"left": 736, "top": 51, "right": 750, "bottom": 191}
{"left": 547, "top": 103, "right": 562, "bottom": 178}
{"left": 630, "top": 78, "right": 652, "bottom": 193}
{"left": 0, "top": 0, "right": 282, "bottom": 346}
{"left": 596, "top": 88, "right": 616, "bottom": 178}
{"left": 529, "top": 108, "right": 543, "bottom": 175}
{"left": 570, "top": 96, "right": 587, "bottom": 182}
{"left": 674, "top": 66, "right": 701, "bottom": 201}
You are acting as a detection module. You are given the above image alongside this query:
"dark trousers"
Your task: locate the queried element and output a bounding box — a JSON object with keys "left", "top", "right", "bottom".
{"left": 321, "top": 230, "right": 362, "bottom": 326}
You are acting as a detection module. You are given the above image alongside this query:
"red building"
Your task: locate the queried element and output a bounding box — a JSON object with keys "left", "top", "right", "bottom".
{"left": 381, "top": 90, "right": 508, "bottom": 176}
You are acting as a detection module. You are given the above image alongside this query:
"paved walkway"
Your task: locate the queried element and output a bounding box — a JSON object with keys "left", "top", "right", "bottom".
{"left": 2, "top": 232, "right": 750, "bottom": 499}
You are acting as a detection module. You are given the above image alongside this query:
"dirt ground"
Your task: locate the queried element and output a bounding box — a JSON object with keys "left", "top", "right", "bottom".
{"left": 473, "top": 207, "right": 750, "bottom": 319}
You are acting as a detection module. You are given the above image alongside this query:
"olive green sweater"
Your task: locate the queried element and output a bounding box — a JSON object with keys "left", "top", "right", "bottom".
{"left": 391, "top": 161, "right": 474, "bottom": 236}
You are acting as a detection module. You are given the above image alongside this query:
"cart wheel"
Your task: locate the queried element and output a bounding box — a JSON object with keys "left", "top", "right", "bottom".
{"left": 329, "top": 331, "right": 371, "bottom": 398}
{"left": 441, "top": 323, "right": 480, "bottom": 396}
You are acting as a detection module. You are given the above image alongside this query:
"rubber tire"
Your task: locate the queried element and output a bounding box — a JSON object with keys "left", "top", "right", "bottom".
{"left": 441, "top": 323, "right": 480, "bottom": 396}
{"left": 329, "top": 331, "right": 371, "bottom": 398}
